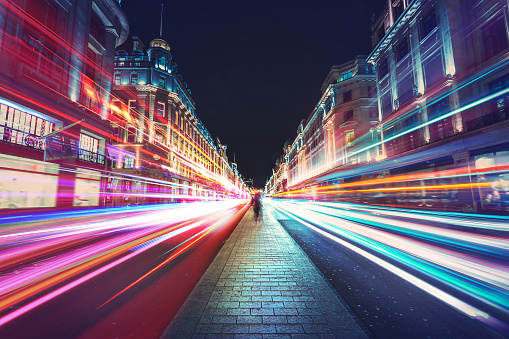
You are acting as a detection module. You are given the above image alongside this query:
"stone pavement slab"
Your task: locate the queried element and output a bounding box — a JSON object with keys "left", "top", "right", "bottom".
{"left": 162, "top": 206, "right": 368, "bottom": 338}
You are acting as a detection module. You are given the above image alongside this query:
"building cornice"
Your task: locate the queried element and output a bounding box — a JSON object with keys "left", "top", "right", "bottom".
{"left": 367, "top": 0, "right": 422, "bottom": 63}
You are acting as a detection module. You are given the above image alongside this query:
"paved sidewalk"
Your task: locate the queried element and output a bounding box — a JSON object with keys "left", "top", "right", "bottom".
{"left": 162, "top": 206, "right": 368, "bottom": 338}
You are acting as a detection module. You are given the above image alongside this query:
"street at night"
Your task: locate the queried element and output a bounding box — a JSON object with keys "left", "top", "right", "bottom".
{"left": 1, "top": 0, "right": 509, "bottom": 337}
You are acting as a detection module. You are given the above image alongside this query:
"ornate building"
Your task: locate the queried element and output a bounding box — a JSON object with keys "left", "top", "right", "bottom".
{"left": 0, "top": 0, "right": 128, "bottom": 209}
{"left": 368, "top": 0, "right": 509, "bottom": 212}
{"left": 110, "top": 36, "right": 246, "bottom": 204}
{"left": 271, "top": 56, "right": 377, "bottom": 194}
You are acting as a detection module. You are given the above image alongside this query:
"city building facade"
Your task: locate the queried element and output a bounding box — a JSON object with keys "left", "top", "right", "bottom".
{"left": 268, "top": 56, "right": 377, "bottom": 195}
{"left": 110, "top": 36, "right": 246, "bottom": 205}
{"left": 269, "top": 0, "right": 509, "bottom": 214}
{"left": 368, "top": 0, "right": 509, "bottom": 213}
{"left": 0, "top": 0, "right": 128, "bottom": 209}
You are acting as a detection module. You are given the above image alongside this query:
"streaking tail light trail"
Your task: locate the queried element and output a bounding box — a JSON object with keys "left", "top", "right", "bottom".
{"left": 266, "top": 198, "right": 509, "bottom": 336}
{"left": 0, "top": 200, "right": 249, "bottom": 327}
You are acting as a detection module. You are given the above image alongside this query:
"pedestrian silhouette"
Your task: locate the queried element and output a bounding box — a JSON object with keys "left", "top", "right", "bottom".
{"left": 252, "top": 192, "right": 262, "bottom": 223}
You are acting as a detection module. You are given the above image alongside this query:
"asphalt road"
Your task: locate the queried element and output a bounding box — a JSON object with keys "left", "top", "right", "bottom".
{"left": 276, "top": 216, "right": 503, "bottom": 338}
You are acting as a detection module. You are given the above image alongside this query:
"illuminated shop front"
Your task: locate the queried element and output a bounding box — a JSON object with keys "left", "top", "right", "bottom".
{"left": 0, "top": 154, "right": 59, "bottom": 209}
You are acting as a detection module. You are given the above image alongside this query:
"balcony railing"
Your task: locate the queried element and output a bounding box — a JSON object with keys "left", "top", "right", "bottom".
{"left": 466, "top": 109, "right": 509, "bottom": 132}
{"left": 78, "top": 149, "right": 105, "bottom": 165}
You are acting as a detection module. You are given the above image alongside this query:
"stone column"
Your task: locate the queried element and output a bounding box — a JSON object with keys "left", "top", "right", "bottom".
{"left": 167, "top": 99, "right": 172, "bottom": 146}
{"left": 100, "top": 27, "right": 119, "bottom": 120}
{"left": 68, "top": 0, "right": 89, "bottom": 102}
{"left": 388, "top": 49, "right": 399, "bottom": 112}
{"left": 137, "top": 94, "right": 146, "bottom": 143}
{"left": 148, "top": 94, "right": 155, "bottom": 143}
{"left": 437, "top": 0, "right": 456, "bottom": 78}
{"left": 409, "top": 20, "right": 429, "bottom": 142}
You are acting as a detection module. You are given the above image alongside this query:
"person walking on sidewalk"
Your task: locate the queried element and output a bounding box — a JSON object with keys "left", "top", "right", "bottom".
{"left": 252, "top": 191, "right": 262, "bottom": 223}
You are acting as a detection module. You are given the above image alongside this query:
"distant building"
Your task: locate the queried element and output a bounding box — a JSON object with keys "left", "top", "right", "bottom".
{"left": 0, "top": 0, "right": 128, "bottom": 209}
{"left": 274, "top": 56, "right": 377, "bottom": 193}
{"left": 110, "top": 36, "right": 246, "bottom": 204}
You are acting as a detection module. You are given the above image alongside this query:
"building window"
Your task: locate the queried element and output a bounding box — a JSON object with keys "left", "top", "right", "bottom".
{"left": 395, "top": 37, "right": 409, "bottom": 63}
{"left": 156, "top": 102, "right": 165, "bottom": 117}
{"left": 381, "top": 91, "right": 392, "bottom": 118}
{"left": 114, "top": 72, "right": 121, "bottom": 85}
{"left": 369, "top": 106, "right": 378, "bottom": 120}
{"left": 345, "top": 130, "right": 355, "bottom": 146}
{"left": 127, "top": 126, "right": 136, "bottom": 143}
{"left": 90, "top": 11, "right": 105, "bottom": 47}
{"left": 130, "top": 72, "right": 138, "bottom": 85}
{"left": 79, "top": 133, "right": 99, "bottom": 162}
{"left": 379, "top": 58, "right": 389, "bottom": 79}
{"left": 344, "top": 110, "right": 353, "bottom": 123}
{"left": 398, "top": 73, "right": 414, "bottom": 106}
{"left": 0, "top": 104, "right": 53, "bottom": 149}
{"left": 343, "top": 90, "right": 352, "bottom": 103}
{"left": 423, "top": 51, "right": 444, "bottom": 89}
{"left": 159, "top": 76, "right": 165, "bottom": 88}
{"left": 482, "top": 15, "right": 508, "bottom": 61}
{"left": 125, "top": 155, "right": 135, "bottom": 168}
{"left": 420, "top": 6, "right": 437, "bottom": 40}
{"left": 128, "top": 100, "right": 137, "bottom": 117}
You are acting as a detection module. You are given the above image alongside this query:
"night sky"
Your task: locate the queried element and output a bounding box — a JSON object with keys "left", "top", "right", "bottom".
{"left": 120, "top": 0, "right": 383, "bottom": 187}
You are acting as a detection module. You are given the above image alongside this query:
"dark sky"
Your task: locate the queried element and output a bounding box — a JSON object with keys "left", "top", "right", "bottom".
{"left": 120, "top": 0, "right": 383, "bottom": 187}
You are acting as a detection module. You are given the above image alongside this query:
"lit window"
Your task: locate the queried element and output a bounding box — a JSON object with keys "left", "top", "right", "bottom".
{"left": 125, "top": 155, "right": 135, "bottom": 168}
{"left": 345, "top": 130, "right": 355, "bottom": 146}
{"left": 79, "top": 133, "right": 100, "bottom": 162}
{"left": 159, "top": 76, "right": 165, "bottom": 88}
{"left": 156, "top": 102, "right": 165, "bottom": 117}
{"left": 130, "top": 72, "right": 138, "bottom": 85}
{"left": 114, "top": 72, "right": 121, "bottom": 85}
{"left": 128, "top": 100, "right": 137, "bottom": 116}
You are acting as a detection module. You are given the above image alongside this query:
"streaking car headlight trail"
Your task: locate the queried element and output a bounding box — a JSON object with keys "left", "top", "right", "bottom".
{"left": 266, "top": 198, "right": 509, "bottom": 336}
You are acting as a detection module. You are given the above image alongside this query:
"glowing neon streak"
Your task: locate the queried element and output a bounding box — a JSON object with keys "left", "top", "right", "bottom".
{"left": 269, "top": 203, "right": 509, "bottom": 332}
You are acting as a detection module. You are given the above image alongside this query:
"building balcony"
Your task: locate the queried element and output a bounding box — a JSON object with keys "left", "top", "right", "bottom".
{"left": 466, "top": 108, "right": 509, "bottom": 132}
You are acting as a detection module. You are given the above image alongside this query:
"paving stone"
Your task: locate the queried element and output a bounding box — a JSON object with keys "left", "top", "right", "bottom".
{"left": 291, "top": 334, "right": 321, "bottom": 339}
{"left": 249, "top": 324, "right": 277, "bottom": 334}
{"left": 286, "top": 316, "right": 314, "bottom": 324}
{"left": 273, "top": 308, "right": 298, "bottom": 316}
{"left": 227, "top": 309, "right": 251, "bottom": 316}
{"left": 251, "top": 296, "right": 273, "bottom": 302}
{"left": 195, "top": 324, "right": 223, "bottom": 334}
{"left": 250, "top": 308, "right": 274, "bottom": 316}
{"left": 212, "top": 316, "right": 237, "bottom": 324}
{"left": 239, "top": 302, "right": 262, "bottom": 308}
{"left": 262, "top": 302, "right": 284, "bottom": 308}
{"left": 237, "top": 315, "right": 263, "bottom": 324}
{"left": 222, "top": 324, "right": 250, "bottom": 334}
{"left": 262, "top": 315, "right": 287, "bottom": 324}
{"left": 261, "top": 291, "right": 281, "bottom": 296}
{"left": 218, "top": 302, "right": 240, "bottom": 308}
{"left": 275, "top": 324, "right": 304, "bottom": 334}
{"left": 234, "top": 334, "right": 263, "bottom": 339}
